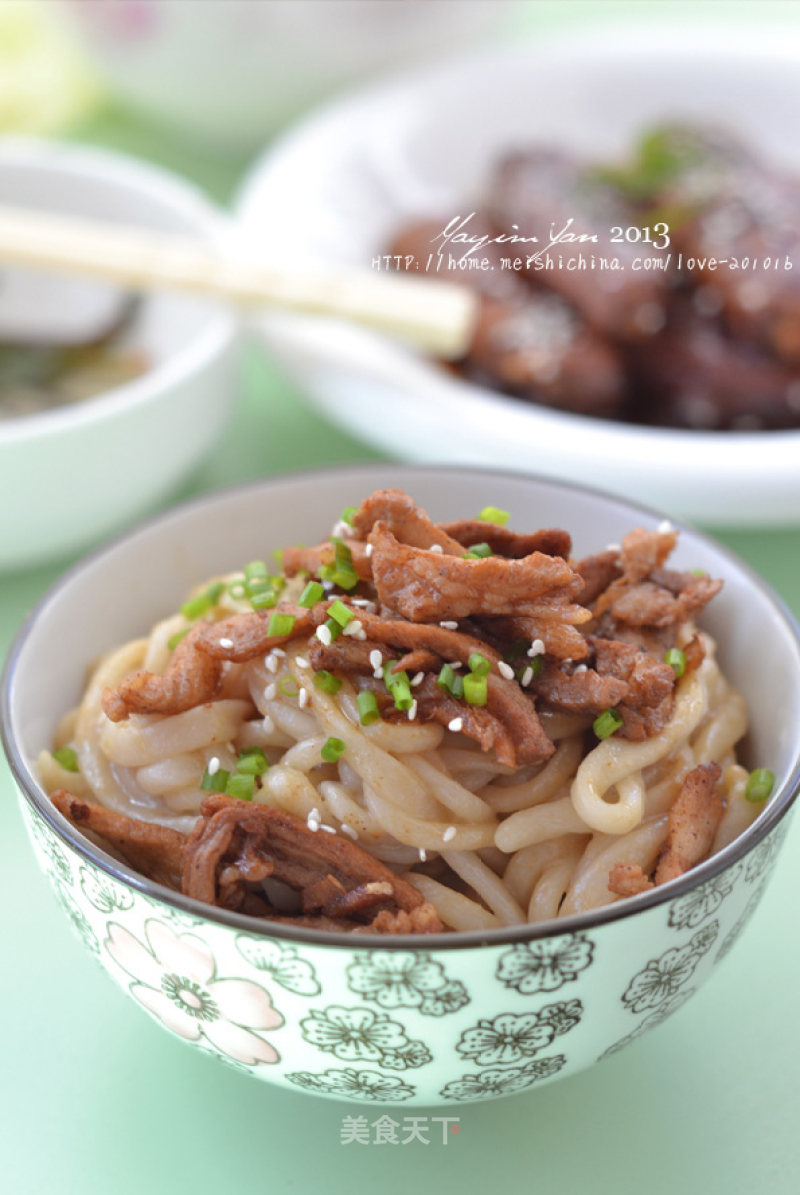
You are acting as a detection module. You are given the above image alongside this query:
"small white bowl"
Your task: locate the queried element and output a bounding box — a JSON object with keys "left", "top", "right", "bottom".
{"left": 0, "top": 138, "right": 238, "bottom": 571}
{"left": 237, "top": 26, "right": 800, "bottom": 527}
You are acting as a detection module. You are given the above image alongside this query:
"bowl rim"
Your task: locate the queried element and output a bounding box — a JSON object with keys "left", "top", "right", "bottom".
{"left": 0, "top": 136, "right": 238, "bottom": 444}
{"left": 3, "top": 461, "right": 799, "bottom": 951}
{"left": 234, "top": 25, "right": 800, "bottom": 520}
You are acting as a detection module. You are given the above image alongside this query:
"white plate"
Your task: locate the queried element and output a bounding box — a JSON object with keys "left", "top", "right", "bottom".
{"left": 236, "top": 25, "right": 800, "bottom": 527}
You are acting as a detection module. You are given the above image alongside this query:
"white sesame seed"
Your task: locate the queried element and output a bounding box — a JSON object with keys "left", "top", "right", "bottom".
{"left": 264, "top": 683, "right": 277, "bottom": 701}
{"left": 207, "top": 757, "right": 220, "bottom": 776}
{"left": 606, "top": 542, "right": 620, "bottom": 553}
{"left": 316, "top": 624, "right": 332, "bottom": 646}
{"left": 527, "top": 639, "right": 545, "bottom": 658}
{"left": 342, "top": 618, "right": 363, "bottom": 637}
{"left": 449, "top": 661, "right": 463, "bottom": 670}
{"left": 298, "top": 687, "right": 309, "bottom": 709}
{"left": 219, "top": 637, "right": 234, "bottom": 649}
{"left": 448, "top": 717, "right": 464, "bottom": 732}
{"left": 573, "top": 664, "right": 588, "bottom": 674}
{"left": 319, "top": 823, "right": 337, "bottom": 834}
{"left": 497, "top": 660, "right": 515, "bottom": 680}
{"left": 369, "top": 649, "right": 383, "bottom": 677}
{"left": 340, "top": 823, "right": 358, "bottom": 840}
{"left": 309, "top": 807, "right": 320, "bottom": 821}
{"left": 521, "top": 666, "right": 534, "bottom": 687}
{"left": 408, "top": 699, "right": 418, "bottom": 721}
{"left": 331, "top": 520, "right": 351, "bottom": 538}
{"left": 429, "top": 543, "right": 444, "bottom": 553}
{"left": 440, "top": 620, "right": 458, "bottom": 630}
{"left": 306, "top": 818, "right": 320, "bottom": 833}
{"left": 272, "top": 648, "right": 286, "bottom": 658}
{"left": 355, "top": 629, "right": 367, "bottom": 641}
{"left": 295, "top": 656, "right": 310, "bottom": 669}
{"left": 418, "top": 848, "right": 427, "bottom": 862}
{"left": 443, "top": 826, "right": 457, "bottom": 843}
{"left": 411, "top": 672, "right": 425, "bottom": 687}
{"left": 658, "top": 520, "right": 673, "bottom": 535}
{"left": 265, "top": 654, "right": 279, "bottom": 673}
{"left": 365, "top": 542, "right": 374, "bottom": 558}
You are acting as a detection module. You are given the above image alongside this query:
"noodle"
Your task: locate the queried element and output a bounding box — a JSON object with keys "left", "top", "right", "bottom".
{"left": 40, "top": 487, "right": 768, "bottom": 932}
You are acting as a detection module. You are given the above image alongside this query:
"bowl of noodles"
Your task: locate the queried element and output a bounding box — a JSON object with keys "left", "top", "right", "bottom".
{"left": 3, "top": 464, "right": 799, "bottom": 1105}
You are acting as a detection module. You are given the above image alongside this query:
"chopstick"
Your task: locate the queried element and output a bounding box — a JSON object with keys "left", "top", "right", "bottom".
{"left": 0, "top": 204, "right": 477, "bottom": 359}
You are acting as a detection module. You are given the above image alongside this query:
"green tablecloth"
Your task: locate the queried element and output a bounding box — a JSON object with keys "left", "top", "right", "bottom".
{"left": 2, "top": 4, "right": 800, "bottom": 1192}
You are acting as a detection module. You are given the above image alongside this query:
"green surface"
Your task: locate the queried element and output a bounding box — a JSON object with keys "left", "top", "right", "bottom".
{"left": 2, "top": 3, "right": 800, "bottom": 1193}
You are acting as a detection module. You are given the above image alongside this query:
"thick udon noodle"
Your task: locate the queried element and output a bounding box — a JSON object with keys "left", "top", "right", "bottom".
{"left": 39, "top": 580, "right": 754, "bottom": 930}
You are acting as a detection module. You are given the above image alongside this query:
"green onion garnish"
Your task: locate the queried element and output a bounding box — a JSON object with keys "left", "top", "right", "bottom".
{"left": 468, "top": 652, "right": 491, "bottom": 677}
{"left": 244, "top": 560, "right": 268, "bottom": 583}
{"left": 593, "top": 708, "right": 623, "bottom": 740}
{"left": 478, "top": 505, "right": 510, "bottom": 527}
{"left": 330, "top": 541, "right": 359, "bottom": 591}
{"left": 167, "top": 627, "right": 192, "bottom": 651}
{"left": 226, "top": 772, "right": 255, "bottom": 801}
{"left": 516, "top": 655, "right": 544, "bottom": 683}
{"left": 321, "top": 737, "right": 346, "bottom": 763}
{"left": 279, "top": 676, "right": 300, "bottom": 698}
{"left": 201, "top": 765, "right": 230, "bottom": 793}
{"left": 299, "top": 580, "right": 325, "bottom": 608}
{"left": 236, "top": 748, "right": 269, "bottom": 776}
{"left": 341, "top": 506, "right": 357, "bottom": 526}
{"left": 250, "top": 588, "right": 278, "bottom": 611}
{"left": 313, "top": 670, "right": 342, "bottom": 695}
{"left": 328, "top": 599, "right": 354, "bottom": 628}
{"left": 227, "top": 581, "right": 248, "bottom": 600}
{"left": 664, "top": 647, "right": 686, "bottom": 678}
{"left": 437, "top": 663, "right": 464, "bottom": 699}
{"left": 745, "top": 768, "right": 775, "bottom": 803}
{"left": 267, "top": 611, "right": 296, "bottom": 638}
{"left": 52, "top": 746, "right": 79, "bottom": 773}
{"left": 463, "top": 673, "right": 488, "bottom": 706}
{"left": 180, "top": 580, "right": 226, "bottom": 620}
{"left": 324, "top": 617, "right": 343, "bottom": 641}
{"left": 384, "top": 664, "right": 413, "bottom": 711}
{"left": 357, "top": 690, "right": 380, "bottom": 725}
{"left": 463, "top": 542, "right": 492, "bottom": 560}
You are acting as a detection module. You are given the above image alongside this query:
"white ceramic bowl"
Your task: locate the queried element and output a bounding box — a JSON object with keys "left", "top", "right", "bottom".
{"left": 0, "top": 138, "right": 238, "bottom": 571}
{"left": 60, "top": 0, "right": 512, "bottom": 151}
{"left": 3, "top": 464, "right": 799, "bottom": 1104}
{"left": 237, "top": 26, "right": 800, "bottom": 526}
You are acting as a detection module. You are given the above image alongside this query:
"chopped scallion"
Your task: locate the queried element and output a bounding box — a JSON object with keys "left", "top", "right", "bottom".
{"left": 180, "top": 580, "right": 226, "bottom": 620}
{"left": 341, "top": 505, "right": 358, "bottom": 526}
{"left": 664, "top": 647, "right": 686, "bottom": 678}
{"left": 227, "top": 581, "right": 247, "bottom": 600}
{"left": 463, "top": 542, "right": 492, "bottom": 559}
{"left": 244, "top": 560, "right": 269, "bottom": 583}
{"left": 437, "top": 663, "right": 464, "bottom": 699}
{"left": 321, "top": 736, "right": 346, "bottom": 763}
{"left": 52, "top": 746, "right": 79, "bottom": 773}
{"left": 468, "top": 652, "right": 491, "bottom": 677}
{"left": 357, "top": 690, "right": 380, "bottom": 725}
{"left": 226, "top": 773, "right": 255, "bottom": 801}
{"left": 201, "top": 765, "right": 230, "bottom": 793}
{"left": 236, "top": 748, "right": 269, "bottom": 776}
{"left": 250, "top": 588, "right": 278, "bottom": 611}
{"left": 328, "top": 599, "right": 354, "bottom": 628}
{"left": 463, "top": 673, "right": 488, "bottom": 706}
{"left": 745, "top": 768, "right": 775, "bottom": 803}
{"left": 267, "top": 611, "right": 296, "bottom": 638}
{"left": 313, "top": 670, "right": 342, "bottom": 695}
{"left": 279, "top": 676, "right": 300, "bottom": 698}
{"left": 167, "top": 627, "right": 192, "bottom": 651}
{"left": 478, "top": 505, "right": 510, "bottom": 527}
{"left": 299, "top": 580, "right": 325, "bottom": 608}
{"left": 593, "top": 708, "right": 623, "bottom": 740}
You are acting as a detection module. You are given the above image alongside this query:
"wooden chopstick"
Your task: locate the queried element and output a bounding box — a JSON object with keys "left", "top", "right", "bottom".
{"left": 0, "top": 204, "right": 477, "bottom": 359}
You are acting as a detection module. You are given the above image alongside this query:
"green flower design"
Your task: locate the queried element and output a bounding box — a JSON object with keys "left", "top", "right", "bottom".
{"left": 300, "top": 1005, "right": 431, "bottom": 1069}
{"left": 716, "top": 881, "right": 769, "bottom": 964}
{"left": 286, "top": 1068, "right": 415, "bottom": 1102}
{"left": 235, "top": 934, "right": 320, "bottom": 996}
{"left": 346, "top": 950, "right": 468, "bottom": 1014}
{"left": 598, "top": 989, "right": 697, "bottom": 1062}
{"left": 439, "top": 1055, "right": 566, "bottom": 1101}
{"left": 456, "top": 1000, "right": 583, "bottom": 1068}
{"left": 667, "top": 869, "right": 738, "bottom": 931}
{"left": 34, "top": 823, "right": 73, "bottom": 888}
{"left": 744, "top": 826, "right": 786, "bottom": 883}
{"left": 79, "top": 866, "right": 134, "bottom": 914}
{"left": 496, "top": 934, "right": 594, "bottom": 994}
{"left": 53, "top": 882, "right": 99, "bottom": 955}
{"left": 622, "top": 922, "right": 719, "bottom": 1014}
